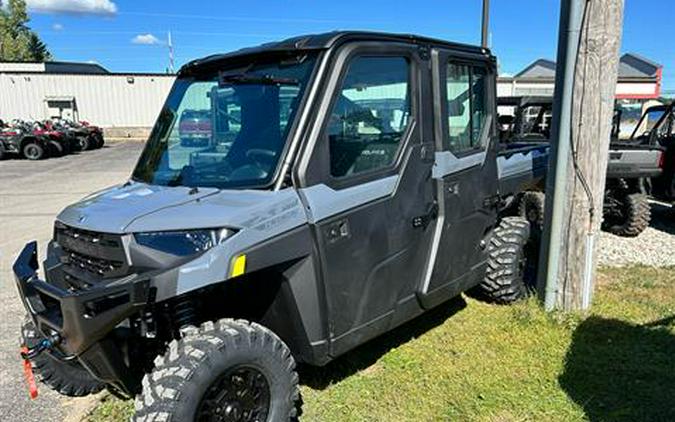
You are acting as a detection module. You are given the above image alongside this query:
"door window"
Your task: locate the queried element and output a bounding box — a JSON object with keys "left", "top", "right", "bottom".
{"left": 445, "top": 63, "right": 489, "bottom": 154}
{"left": 327, "top": 56, "right": 411, "bottom": 178}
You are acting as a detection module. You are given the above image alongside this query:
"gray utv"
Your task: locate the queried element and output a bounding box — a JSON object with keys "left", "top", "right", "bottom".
{"left": 14, "top": 31, "right": 546, "bottom": 421}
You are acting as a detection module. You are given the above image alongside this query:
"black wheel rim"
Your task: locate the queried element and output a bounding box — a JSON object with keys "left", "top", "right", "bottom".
{"left": 25, "top": 145, "right": 40, "bottom": 159}
{"left": 196, "top": 365, "right": 271, "bottom": 422}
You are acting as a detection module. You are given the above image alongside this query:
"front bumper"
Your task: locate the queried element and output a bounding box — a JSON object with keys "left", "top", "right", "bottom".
{"left": 13, "top": 241, "right": 151, "bottom": 393}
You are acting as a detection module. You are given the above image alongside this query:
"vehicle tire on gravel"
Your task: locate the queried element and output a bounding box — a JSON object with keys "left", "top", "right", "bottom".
{"left": 22, "top": 141, "right": 45, "bottom": 160}
{"left": 478, "top": 216, "right": 536, "bottom": 304}
{"left": 603, "top": 192, "right": 651, "bottom": 237}
{"left": 133, "top": 319, "right": 300, "bottom": 422}
{"left": 518, "top": 191, "right": 545, "bottom": 235}
{"left": 20, "top": 318, "right": 105, "bottom": 397}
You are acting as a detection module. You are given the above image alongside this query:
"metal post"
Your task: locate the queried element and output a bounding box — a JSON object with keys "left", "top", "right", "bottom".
{"left": 538, "top": 0, "right": 586, "bottom": 311}
{"left": 481, "top": 0, "right": 490, "bottom": 49}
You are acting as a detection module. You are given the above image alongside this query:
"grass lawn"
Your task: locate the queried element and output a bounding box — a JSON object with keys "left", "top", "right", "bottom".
{"left": 88, "top": 266, "right": 675, "bottom": 421}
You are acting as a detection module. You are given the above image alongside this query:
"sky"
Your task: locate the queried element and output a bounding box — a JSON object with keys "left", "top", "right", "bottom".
{"left": 20, "top": 0, "right": 675, "bottom": 91}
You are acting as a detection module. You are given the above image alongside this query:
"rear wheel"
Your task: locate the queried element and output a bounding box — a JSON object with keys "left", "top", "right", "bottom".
{"left": 22, "top": 141, "right": 45, "bottom": 160}
{"left": 478, "top": 217, "right": 536, "bottom": 304}
{"left": 603, "top": 191, "right": 650, "bottom": 237}
{"left": 518, "top": 191, "right": 545, "bottom": 234}
{"left": 95, "top": 133, "right": 105, "bottom": 148}
{"left": 21, "top": 318, "right": 105, "bottom": 397}
{"left": 48, "top": 140, "right": 64, "bottom": 157}
{"left": 133, "top": 319, "right": 300, "bottom": 422}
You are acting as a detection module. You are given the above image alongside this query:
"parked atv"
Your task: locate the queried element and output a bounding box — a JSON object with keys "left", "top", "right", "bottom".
{"left": 30, "top": 122, "right": 73, "bottom": 157}
{"left": 14, "top": 32, "right": 549, "bottom": 420}
{"left": 46, "top": 119, "right": 94, "bottom": 152}
{"left": 0, "top": 120, "right": 49, "bottom": 160}
{"left": 77, "top": 120, "right": 105, "bottom": 149}
{"left": 178, "top": 109, "right": 211, "bottom": 147}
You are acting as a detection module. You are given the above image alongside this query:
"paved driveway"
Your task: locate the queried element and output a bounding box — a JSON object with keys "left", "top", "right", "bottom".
{"left": 0, "top": 141, "right": 144, "bottom": 421}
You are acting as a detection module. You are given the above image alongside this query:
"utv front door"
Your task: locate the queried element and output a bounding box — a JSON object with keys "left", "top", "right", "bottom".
{"left": 297, "top": 45, "right": 437, "bottom": 356}
{"left": 417, "top": 49, "right": 499, "bottom": 308}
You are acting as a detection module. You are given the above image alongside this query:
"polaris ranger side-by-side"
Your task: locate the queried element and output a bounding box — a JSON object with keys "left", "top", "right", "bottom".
{"left": 498, "top": 96, "right": 664, "bottom": 236}
{"left": 627, "top": 102, "right": 675, "bottom": 209}
{"left": 14, "top": 32, "right": 547, "bottom": 421}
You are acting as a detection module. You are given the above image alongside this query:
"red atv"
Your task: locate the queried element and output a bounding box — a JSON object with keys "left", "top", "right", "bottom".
{"left": 79, "top": 120, "right": 105, "bottom": 149}
{"left": 0, "top": 120, "right": 50, "bottom": 160}
{"left": 31, "top": 121, "right": 73, "bottom": 157}
{"left": 48, "top": 119, "right": 104, "bottom": 151}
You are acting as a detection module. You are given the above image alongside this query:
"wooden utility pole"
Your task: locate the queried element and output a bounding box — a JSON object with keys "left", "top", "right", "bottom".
{"left": 539, "top": 0, "right": 625, "bottom": 311}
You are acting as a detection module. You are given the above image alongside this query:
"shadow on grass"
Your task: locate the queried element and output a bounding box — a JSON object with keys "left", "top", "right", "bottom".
{"left": 299, "top": 295, "right": 467, "bottom": 390}
{"left": 650, "top": 202, "right": 675, "bottom": 235}
{"left": 560, "top": 315, "right": 675, "bottom": 422}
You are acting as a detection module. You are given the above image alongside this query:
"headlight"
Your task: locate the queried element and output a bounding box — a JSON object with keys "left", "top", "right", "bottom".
{"left": 134, "top": 228, "right": 234, "bottom": 256}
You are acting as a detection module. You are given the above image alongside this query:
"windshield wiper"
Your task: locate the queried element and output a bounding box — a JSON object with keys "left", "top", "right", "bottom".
{"left": 219, "top": 72, "right": 299, "bottom": 86}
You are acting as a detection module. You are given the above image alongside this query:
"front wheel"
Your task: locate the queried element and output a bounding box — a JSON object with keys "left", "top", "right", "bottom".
{"left": 134, "top": 319, "right": 300, "bottom": 422}
{"left": 22, "top": 142, "right": 45, "bottom": 160}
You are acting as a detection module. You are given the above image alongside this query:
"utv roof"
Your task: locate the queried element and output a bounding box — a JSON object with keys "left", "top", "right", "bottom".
{"left": 180, "top": 31, "right": 492, "bottom": 74}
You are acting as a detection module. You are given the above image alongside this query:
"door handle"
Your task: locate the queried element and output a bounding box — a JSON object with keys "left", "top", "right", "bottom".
{"left": 412, "top": 202, "right": 439, "bottom": 229}
{"left": 326, "top": 219, "right": 350, "bottom": 243}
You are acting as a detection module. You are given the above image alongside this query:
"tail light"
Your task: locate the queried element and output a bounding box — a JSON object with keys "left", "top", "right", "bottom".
{"left": 658, "top": 151, "right": 665, "bottom": 169}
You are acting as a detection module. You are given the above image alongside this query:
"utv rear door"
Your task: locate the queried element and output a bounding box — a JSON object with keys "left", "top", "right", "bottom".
{"left": 417, "top": 49, "right": 499, "bottom": 308}
{"left": 297, "top": 43, "right": 437, "bottom": 356}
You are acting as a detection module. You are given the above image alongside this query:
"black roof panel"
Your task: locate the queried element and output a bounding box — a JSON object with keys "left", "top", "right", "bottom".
{"left": 180, "top": 31, "right": 490, "bottom": 74}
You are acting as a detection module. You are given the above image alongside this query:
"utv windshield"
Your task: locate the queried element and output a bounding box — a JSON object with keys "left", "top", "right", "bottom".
{"left": 132, "top": 53, "right": 317, "bottom": 189}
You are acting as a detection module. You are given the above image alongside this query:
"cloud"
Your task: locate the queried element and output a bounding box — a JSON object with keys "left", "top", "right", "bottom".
{"left": 131, "top": 33, "right": 161, "bottom": 45}
{"left": 26, "top": 0, "right": 118, "bottom": 16}
{"left": 52, "top": 23, "right": 64, "bottom": 31}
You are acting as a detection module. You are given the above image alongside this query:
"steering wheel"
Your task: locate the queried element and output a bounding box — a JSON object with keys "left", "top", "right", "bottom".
{"left": 246, "top": 149, "right": 277, "bottom": 168}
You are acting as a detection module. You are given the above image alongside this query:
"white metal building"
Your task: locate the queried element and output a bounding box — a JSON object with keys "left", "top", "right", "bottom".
{"left": 0, "top": 54, "right": 664, "bottom": 134}
{"left": 0, "top": 61, "right": 175, "bottom": 130}
{"left": 497, "top": 53, "right": 663, "bottom": 100}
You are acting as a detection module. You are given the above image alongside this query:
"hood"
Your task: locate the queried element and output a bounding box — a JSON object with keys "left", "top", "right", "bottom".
{"left": 57, "top": 182, "right": 307, "bottom": 235}
{"left": 57, "top": 183, "right": 220, "bottom": 233}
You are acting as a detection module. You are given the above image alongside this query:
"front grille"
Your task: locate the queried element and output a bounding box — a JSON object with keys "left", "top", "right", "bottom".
{"left": 64, "top": 249, "right": 125, "bottom": 276}
{"left": 55, "top": 224, "right": 129, "bottom": 290}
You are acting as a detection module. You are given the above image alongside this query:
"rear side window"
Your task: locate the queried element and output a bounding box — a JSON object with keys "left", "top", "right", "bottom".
{"left": 445, "top": 62, "right": 489, "bottom": 154}
{"left": 327, "top": 56, "right": 410, "bottom": 178}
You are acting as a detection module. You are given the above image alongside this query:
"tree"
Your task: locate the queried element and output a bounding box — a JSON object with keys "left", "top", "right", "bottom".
{"left": 539, "top": 0, "right": 624, "bottom": 311}
{"left": 0, "top": 0, "right": 53, "bottom": 61}
{"left": 26, "top": 31, "right": 51, "bottom": 61}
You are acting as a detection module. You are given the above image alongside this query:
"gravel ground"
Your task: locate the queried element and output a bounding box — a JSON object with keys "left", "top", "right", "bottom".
{"left": 598, "top": 200, "right": 675, "bottom": 267}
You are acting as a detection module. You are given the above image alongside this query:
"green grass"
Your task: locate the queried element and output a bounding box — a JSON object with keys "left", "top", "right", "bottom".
{"left": 88, "top": 267, "right": 675, "bottom": 422}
